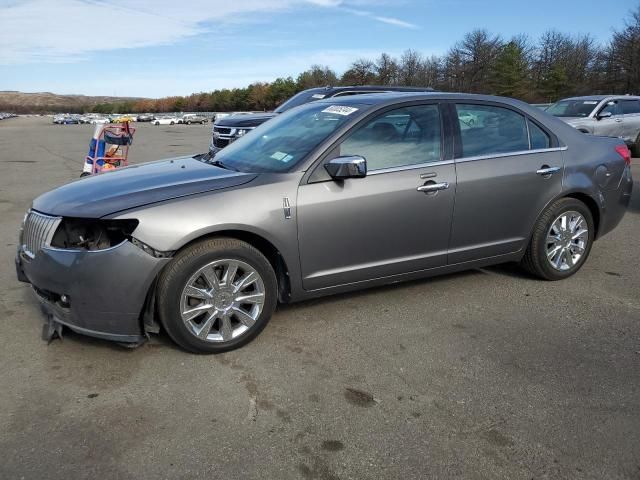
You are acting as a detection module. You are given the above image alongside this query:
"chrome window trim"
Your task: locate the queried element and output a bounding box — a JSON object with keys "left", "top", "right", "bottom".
{"left": 454, "top": 146, "right": 568, "bottom": 164}
{"left": 368, "top": 159, "right": 454, "bottom": 176}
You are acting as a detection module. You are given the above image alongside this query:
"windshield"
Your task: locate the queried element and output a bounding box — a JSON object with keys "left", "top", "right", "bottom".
{"left": 274, "top": 89, "right": 329, "bottom": 113}
{"left": 213, "top": 102, "right": 366, "bottom": 173}
{"left": 546, "top": 100, "right": 600, "bottom": 118}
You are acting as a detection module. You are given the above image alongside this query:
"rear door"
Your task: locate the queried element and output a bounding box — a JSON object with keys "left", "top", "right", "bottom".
{"left": 448, "top": 102, "right": 564, "bottom": 264}
{"left": 620, "top": 99, "right": 640, "bottom": 143}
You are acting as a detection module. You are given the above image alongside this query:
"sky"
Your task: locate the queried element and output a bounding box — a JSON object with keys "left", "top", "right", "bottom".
{"left": 0, "top": 0, "right": 637, "bottom": 98}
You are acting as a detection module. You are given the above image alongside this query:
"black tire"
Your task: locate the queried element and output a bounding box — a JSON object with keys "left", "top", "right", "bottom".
{"left": 186, "top": 121, "right": 191, "bottom": 125}
{"left": 521, "top": 198, "right": 595, "bottom": 280}
{"left": 170, "top": 121, "right": 175, "bottom": 125}
{"left": 157, "top": 237, "right": 278, "bottom": 353}
{"left": 80, "top": 172, "right": 91, "bottom": 177}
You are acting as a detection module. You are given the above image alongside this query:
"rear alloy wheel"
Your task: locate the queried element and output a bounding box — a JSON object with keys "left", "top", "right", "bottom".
{"left": 157, "top": 238, "right": 277, "bottom": 353}
{"left": 521, "top": 198, "right": 594, "bottom": 280}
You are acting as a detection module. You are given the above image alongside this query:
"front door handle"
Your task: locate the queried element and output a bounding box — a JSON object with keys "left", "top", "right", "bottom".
{"left": 615, "top": 118, "right": 623, "bottom": 123}
{"left": 417, "top": 181, "right": 449, "bottom": 193}
{"left": 536, "top": 166, "right": 561, "bottom": 177}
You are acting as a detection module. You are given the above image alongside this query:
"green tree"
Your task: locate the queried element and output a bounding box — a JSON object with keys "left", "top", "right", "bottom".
{"left": 490, "top": 41, "right": 530, "bottom": 97}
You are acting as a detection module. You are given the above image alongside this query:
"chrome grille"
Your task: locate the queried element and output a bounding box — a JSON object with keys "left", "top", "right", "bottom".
{"left": 21, "top": 211, "right": 61, "bottom": 259}
{"left": 214, "top": 126, "right": 232, "bottom": 135}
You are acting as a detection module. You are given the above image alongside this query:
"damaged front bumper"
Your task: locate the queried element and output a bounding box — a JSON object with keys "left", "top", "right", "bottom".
{"left": 16, "top": 240, "right": 170, "bottom": 344}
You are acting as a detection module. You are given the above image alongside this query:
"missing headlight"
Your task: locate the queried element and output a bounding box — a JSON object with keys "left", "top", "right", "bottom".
{"left": 50, "top": 218, "right": 139, "bottom": 251}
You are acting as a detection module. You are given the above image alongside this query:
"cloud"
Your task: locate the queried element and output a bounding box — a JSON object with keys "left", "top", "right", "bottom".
{"left": 372, "top": 15, "right": 417, "bottom": 29}
{"left": 0, "top": 0, "right": 417, "bottom": 65}
{"left": 342, "top": 6, "right": 418, "bottom": 29}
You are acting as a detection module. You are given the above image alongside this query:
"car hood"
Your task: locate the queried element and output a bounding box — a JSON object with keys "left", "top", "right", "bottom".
{"left": 216, "top": 112, "right": 277, "bottom": 128}
{"left": 32, "top": 156, "right": 257, "bottom": 218}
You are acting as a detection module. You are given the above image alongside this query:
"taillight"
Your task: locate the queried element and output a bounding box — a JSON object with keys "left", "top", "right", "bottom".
{"left": 615, "top": 144, "right": 631, "bottom": 166}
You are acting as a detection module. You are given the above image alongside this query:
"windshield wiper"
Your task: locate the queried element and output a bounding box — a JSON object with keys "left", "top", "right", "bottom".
{"left": 210, "top": 159, "right": 238, "bottom": 171}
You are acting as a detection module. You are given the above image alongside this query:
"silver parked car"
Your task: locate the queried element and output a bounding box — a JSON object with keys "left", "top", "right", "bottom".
{"left": 547, "top": 95, "right": 640, "bottom": 155}
{"left": 16, "top": 93, "right": 633, "bottom": 353}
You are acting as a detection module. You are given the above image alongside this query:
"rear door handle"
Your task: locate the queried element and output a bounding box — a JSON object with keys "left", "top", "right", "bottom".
{"left": 417, "top": 182, "right": 449, "bottom": 193}
{"left": 536, "top": 166, "right": 561, "bottom": 176}
{"left": 615, "top": 118, "right": 623, "bottom": 123}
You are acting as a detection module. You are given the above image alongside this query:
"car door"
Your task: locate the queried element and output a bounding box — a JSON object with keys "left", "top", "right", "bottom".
{"left": 594, "top": 100, "right": 625, "bottom": 138}
{"left": 620, "top": 99, "right": 640, "bottom": 143}
{"left": 449, "top": 102, "right": 564, "bottom": 264}
{"left": 297, "top": 103, "right": 456, "bottom": 291}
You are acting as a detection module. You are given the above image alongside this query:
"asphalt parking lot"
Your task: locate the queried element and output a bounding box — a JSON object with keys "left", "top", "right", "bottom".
{"left": 1, "top": 116, "right": 639, "bottom": 479}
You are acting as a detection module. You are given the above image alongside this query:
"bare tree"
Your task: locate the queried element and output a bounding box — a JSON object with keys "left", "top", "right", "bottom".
{"left": 607, "top": 5, "right": 640, "bottom": 93}
{"left": 341, "top": 58, "right": 377, "bottom": 85}
{"left": 447, "top": 29, "right": 503, "bottom": 92}
{"left": 297, "top": 65, "right": 339, "bottom": 89}
{"left": 398, "top": 50, "right": 424, "bottom": 86}
{"left": 375, "top": 53, "right": 399, "bottom": 85}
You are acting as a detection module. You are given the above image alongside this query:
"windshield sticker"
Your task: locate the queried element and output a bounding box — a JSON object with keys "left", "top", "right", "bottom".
{"left": 583, "top": 101, "right": 598, "bottom": 104}
{"left": 322, "top": 105, "right": 359, "bottom": 116}
{"left": 311, "top": 94, "right": 327, "bottom": 99}
{"left": 270, "top": 151, "right": 293, "bottom": 162}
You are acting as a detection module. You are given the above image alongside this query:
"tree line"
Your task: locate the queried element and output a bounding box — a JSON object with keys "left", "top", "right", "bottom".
{"left": 5, "top": 5, "right": 639, "bottom": 114}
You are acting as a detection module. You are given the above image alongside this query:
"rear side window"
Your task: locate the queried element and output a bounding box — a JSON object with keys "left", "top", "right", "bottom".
{"left": 621, "top": 100, "right": 640, "bottom": 114}
{"left": 528, "top": 119, "right": 551, "bottom": 149}
{"left": 455, "top": 104, "right": 529, "bottom": 157}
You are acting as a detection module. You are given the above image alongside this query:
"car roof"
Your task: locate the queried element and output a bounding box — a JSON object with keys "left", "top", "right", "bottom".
{"left": 307, "top": 85, "right": 434, "bottom": 95}
{"left": 559, "top": 94, "right": 640, "bottom": 102}
{"left": 312, "top": 91, "right": 535, "bottom": 109}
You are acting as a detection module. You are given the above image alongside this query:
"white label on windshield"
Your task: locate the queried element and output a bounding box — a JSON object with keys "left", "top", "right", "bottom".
{"left": 270, "top": 151, "right": 293, "bottom": 162}
{"left": 311, "top": 94, "right": 326, "bottom": 99}
{"left": 322, "top": 105, "right": 359, "bottom": 116}
{"left": 583, "top": 101, "right": 598, "bottom": 104}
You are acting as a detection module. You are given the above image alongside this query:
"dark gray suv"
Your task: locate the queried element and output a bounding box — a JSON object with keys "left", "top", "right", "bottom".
{"left": 17, "top": 93, "right": 633, "bottom": 353}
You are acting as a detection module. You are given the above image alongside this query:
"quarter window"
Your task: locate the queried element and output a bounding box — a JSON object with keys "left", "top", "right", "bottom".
{"left": 455, "top": 104, "right": 529, "bottom": 158}
{"left": 339, "top": 105, "right": 441, "bottom": 171}
{"left": 528, "top": 119, "right": 551, "bottom": 149}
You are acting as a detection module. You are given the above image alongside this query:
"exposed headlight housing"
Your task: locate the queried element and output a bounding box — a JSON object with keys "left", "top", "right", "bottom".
{"left": 50, "top": 218, "right": 139, "bottom": 251}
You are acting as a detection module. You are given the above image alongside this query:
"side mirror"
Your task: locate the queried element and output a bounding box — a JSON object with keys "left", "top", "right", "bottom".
{"left": 597, "top": 111, "right": 613, "bottom": 120}
{"left": 324, "top": 155, "right": 367, "bottom": 180}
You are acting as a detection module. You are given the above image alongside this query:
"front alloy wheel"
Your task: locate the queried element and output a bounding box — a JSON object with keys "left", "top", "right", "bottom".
{"left": 157, "top": 238, "right": 277, "bottom": 353}
{"left": 180, "top": 259, "right": 265, "bottom": 342}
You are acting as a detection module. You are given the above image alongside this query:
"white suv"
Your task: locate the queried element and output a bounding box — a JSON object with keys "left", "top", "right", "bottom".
{"left": 547, "top": 95, "right": 640, "bottom": 155}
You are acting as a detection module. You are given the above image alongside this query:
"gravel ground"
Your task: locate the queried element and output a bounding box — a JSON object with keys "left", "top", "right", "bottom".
{"left": 1, "top": 116, "right": 639, "bottom": 480}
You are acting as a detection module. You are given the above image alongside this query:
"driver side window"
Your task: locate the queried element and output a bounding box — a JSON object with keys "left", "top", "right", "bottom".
{"left": 600, "top": 101, "right": 622, "bottom": 116}
{"left": 338, "top": 105, "right": 442, "bottom": 171}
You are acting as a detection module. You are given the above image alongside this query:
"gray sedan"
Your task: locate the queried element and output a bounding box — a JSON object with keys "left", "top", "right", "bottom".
{"left": 16, "top": 93, "right": 633, "bottom": 353}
